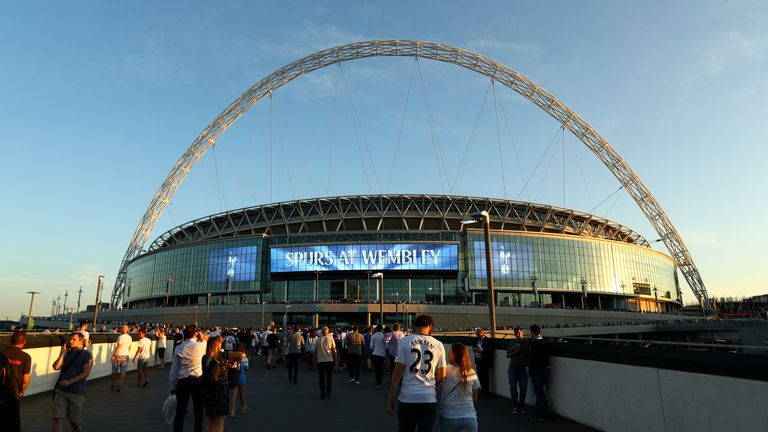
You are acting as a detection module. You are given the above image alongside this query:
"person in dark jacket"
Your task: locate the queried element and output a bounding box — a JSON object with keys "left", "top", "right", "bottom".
{"left": 472, "top": 328, "right": 494, "bottom": 398}
{"left": 528, "top": 324, "right": 552, "bottom": 419}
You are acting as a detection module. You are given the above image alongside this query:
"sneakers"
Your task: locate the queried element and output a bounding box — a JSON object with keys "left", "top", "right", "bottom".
{"left": 355, "top": 381, "right": 360, "bottom": 384}
{"left": 350, "top": 379, "right": 355, "bottom": 383}
{"left": 512, "top": 407, "right": 519, "bottom": 414}
{"left": 241, "top": 405, "right": 249, "bottom": 414}
{"left": 228, "top": 410, "right": 235, "bottom": 418}
{"left": 519, "top": 408, "right": 527, "bottom": 414}
{"left": 142, "top": 381, "right": 149, "bottom": 388}
{"left": 376, "top": 385, "right": 382, "bottom": 390}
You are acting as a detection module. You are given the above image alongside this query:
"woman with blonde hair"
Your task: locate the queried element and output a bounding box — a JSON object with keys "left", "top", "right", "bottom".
{"left": 202, "top": 335, "right": 245, "bottom": 432}
{"left": 439, "top": 343, "right": 480, "bottom": 432}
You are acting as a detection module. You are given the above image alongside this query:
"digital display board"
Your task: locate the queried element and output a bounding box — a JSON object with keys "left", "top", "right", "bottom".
{"left": 270, "top": 243, "right": 458, "bottom": 273}
{"left": 208, "top": 246, "right": 258, "bottom": 282}
{"left": 473, "top": 241, "right": 533, "bottom": 278}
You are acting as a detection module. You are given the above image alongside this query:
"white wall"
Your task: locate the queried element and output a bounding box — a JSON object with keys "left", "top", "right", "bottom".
{"left": 485, "top": 349, "right": 768, "bottom": 432}
{"left": 23, "top": 339, "right": 170, "bottom": 396}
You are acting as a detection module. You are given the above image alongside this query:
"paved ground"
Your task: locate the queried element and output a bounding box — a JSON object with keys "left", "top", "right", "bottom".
{"left": 20, "top": 358, "right": 596, "bottom": 432}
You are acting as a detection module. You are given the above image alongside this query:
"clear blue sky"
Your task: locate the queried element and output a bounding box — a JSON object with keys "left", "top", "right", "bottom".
{"left": 1, "top": 1, "right": 766, "bottom": 320}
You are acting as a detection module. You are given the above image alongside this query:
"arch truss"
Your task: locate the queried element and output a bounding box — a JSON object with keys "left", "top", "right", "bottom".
{"left": 110, "top": 40, "right": 711, "bottom": 313}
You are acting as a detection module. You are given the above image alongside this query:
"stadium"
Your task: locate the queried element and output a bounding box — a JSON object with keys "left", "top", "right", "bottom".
{"left": 122, "top": 194, "right": 681, "bottom": 327}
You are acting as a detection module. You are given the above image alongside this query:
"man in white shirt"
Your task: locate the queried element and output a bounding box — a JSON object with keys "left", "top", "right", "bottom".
{"left": 110, "top": 325, "right": 132, "bottom": 392}
{"left": 313, "top": 326, "right": 336, "bottom": 400}
{"left": 386, "top": 315, "right": 446, "bottom": 432}
{"left": 132, "top": 328, "right": 152, "bottom": 387}
{"left": 169, "top": 325, "right": 207, "bottom": 432}
{"left": 370, "top": 325, "right": 387, "bottom": 389}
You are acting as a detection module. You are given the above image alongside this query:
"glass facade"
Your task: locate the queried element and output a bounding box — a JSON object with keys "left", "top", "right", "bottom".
{"left": 125, "top": 230, "right": 678, "bottom": 309}
{"left": 125, "top": 238, "right": 266, "bottom": 306}
{"left": 466, "top": 231, "right": 678, "bottom": 297}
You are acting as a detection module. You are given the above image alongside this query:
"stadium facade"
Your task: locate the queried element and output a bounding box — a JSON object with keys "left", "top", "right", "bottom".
{"left": 123, "top": 195, "right": 680, "bottom": 325}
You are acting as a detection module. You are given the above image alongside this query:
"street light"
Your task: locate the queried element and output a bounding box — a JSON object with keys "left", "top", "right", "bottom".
{"left": 580, "top": 277, "right": 588, "bottom": 310}
{"left": 372, "top": 272, "right": 384, "bottom": 325}
{"left": 165, "top": 275, "right": 174, "bottom": 307}
{"left": 283, "top": 304, "right": 292, "bottom": 329}
{"left": 206, "top": 293, "right": 211, "bottom": 328}
{"left": 261, "top": 301, "right": 266, "bottom": 329}
{"left": 461, "top": 210, "right": 497, "bottom": 337}
{"left": 653, "top": 285, "right": 660, "bottom": 317}
{"left": 26, "top": 291, "right": 41, "bottom": 330}
{"left": 93, "top": 275, "right": 104, "bottom": 332}
{"left": 530, "top": 275, "right": 539, "bottom": 308}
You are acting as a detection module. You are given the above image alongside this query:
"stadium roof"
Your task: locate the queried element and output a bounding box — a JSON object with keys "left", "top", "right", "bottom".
{"left": 148, "top": 195, "right": 649, "bottom": 251}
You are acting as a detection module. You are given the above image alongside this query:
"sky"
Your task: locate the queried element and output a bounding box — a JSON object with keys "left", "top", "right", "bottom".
{"left": 1, "top": 1, "right": 766, "bottom": 320}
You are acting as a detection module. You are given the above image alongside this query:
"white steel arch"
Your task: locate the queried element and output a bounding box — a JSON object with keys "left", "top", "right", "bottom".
{"left": 110, "top": 40, "right": 711, "bottom": 313}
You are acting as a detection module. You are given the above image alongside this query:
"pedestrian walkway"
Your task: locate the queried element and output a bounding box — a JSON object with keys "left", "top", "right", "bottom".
{"left": 20, "top": 361, "right": 595, "bottom": 432}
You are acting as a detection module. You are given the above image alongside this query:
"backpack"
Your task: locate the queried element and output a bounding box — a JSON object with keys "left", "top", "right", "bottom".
{"left": 0, "top": 352, "right": 16, "bottom": 405}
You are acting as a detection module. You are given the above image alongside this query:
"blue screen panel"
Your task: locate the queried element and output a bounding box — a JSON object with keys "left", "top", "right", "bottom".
{"left": 270, "top": 243, "right": 458, "bottom": 273}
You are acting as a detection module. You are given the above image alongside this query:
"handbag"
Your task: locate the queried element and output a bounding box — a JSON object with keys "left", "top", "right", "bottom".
{"left": 162, "top": 394, "right": 177, "bottom": 424}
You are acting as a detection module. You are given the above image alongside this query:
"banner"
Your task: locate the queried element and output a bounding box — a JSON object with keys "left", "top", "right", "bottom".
{"left": 270, "top": 243, "right": 458, "bottom": 273}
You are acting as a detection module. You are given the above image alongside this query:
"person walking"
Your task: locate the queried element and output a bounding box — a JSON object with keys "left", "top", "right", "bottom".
{"left": 471, "top": 328, "right": 494, "bottom": 398}
{"left": 386, "top": 315, "right": 447, "bottom": 432}
{"left": 506, "top": 326, "right": 530, "bottom": 413}
{"left": 439, "top": 344, "right": 480, "bottom": 432}
{"left": 201, "top": 335, "right": 245, "bottom": 432}
{"left": 286, "top": 326, "right": 305, "bottom": 384}
{"left": 132, "top": 328, "right": 152, "bottom": 387}
{"left": 306, "top": 328, "right": 318, "bottom": 371}
{"left": 51, "top": 332, "right": 93, "bottom": 432}
{"left": 156, "top": 327, "right": 168, "bottom": 368}
{"left": 229, "top": 343, "right": 249, "bottom": 417}
{"left": 313, "top": 326, "right": 336, "bottom": 400}
{"left": 370, "top": 325, "right": 386, "bottom": 389}
{"left": 169, "top": 325, "right": 207, "bottom": 432}
{"left": 528, "top": 324, "right": 552, "bottom": 420}
{"left": 266, "top": 328, "right": 279, "bottom": 369}
{"left": 1, "top": 330, "right": 32, "bottom": 432}
{"left": 110, "top": 324, "right": 132, "bottom": 392}
{"left": 344, "top": 325, "right": 364, "bottom": 384}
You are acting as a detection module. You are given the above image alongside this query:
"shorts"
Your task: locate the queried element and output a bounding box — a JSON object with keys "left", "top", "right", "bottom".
{"left": 157, "top": 347, "right": 166, "bottom": 359}
{"left": 137, "top": 358, "right": 150, "bottom": 369}
{"left": 53, "top": 390, "right": 85, "bottom": 423}
{"left": 112, "top": 355, "right": 128, "bottom": 374}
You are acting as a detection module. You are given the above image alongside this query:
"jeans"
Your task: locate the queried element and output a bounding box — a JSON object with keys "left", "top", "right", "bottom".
{"left": 507, "top": 364, "right": 528, "bottom": 408}
{"left": 347, "top": 353, "right": 361, "bottom": 381}
{"left": 439, "top": 416, "right": 478, "bottom": 432}
{"left": 287, "top": 353, "right": 301, "bottom": 383}
{"left": 318, "top": 361, "right": 333, "bottom": 397}
{"left": 476, "top": 359, "right": 491, "bottom": 396}
{"left": 372, "top": 355, "right": 385, "bottom": 386}
{"left": 174, "top": 376, "right": 203, "bottom": 432}
{"left": 397, "top": 401, "right": 437, "bottom": 432}
{"left": 530, "top": 367, "right": 550, "bottom": 417}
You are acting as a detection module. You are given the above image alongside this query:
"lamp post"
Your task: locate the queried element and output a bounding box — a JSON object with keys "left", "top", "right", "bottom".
{"left": 653, "top": 285, "right": 660, "bottom": 317}
{"left": 393, "top": 292, "right": 400, "bottom": 324}
{"left": 530, "top": 275, "right": 539, "bottom": 308}
{"left": 50, "top": 298, "right": 56, "bottom": 318}
{"left": 372, "top": 273, "right": 384, "bottom": 325}
{"left": 462, "top": 211, "right": 497, "bottom": 337}
{"left": 63, "top": 290, "right": 69, "bottom": 317}
{"left": 93, "top": 275, "right": 104, "bottom": 332}
{"left": 580, "top": 277, "right": 588, "bottom": 310}
{"left": 261, "top": 301, "right": 266, "bottom": 329}
{"left": 67, "top": 307, "right": 75, "bottom": 330}
{"left": 314, "top": 270, "right": 320, "bottom": 302}
{"left": 126, "top": 279, "right": 132, "bottom": 310}
{"left": 283, "top": 304, "right": 291, "bottom": 329}
{"left": 165, "top": 275, "right": 173, "bottom": 307}
{"left": 55, "top": 294, "right": 61, "bottom": 316}
{"left": 26, "top": 291, "right": 41, "bottom": 330}
{"left": 76, "top": 287, "right": 83, "bottom": 313}
{"left": 194, "top": 305, "right": 198, "bottom": 326}
{"left": 206, "top": 293, "right": 211, "bottom": 328}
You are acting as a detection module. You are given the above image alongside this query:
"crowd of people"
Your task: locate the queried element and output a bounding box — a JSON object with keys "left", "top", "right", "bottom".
{"left": 0, "top": 316, "right": 559, "bottom": 432}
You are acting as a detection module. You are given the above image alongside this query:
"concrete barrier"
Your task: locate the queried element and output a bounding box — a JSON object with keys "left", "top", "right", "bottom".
{"left": 18, "top": 337, "right": 170, "bottom": 396}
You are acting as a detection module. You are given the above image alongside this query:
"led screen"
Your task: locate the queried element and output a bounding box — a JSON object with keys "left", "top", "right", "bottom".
{"left": 270, "top": 243, "right": 458, "bottom": 273}
{"left": 473, "top": 241, "right": 534, "bottom": 278}
{"left": 208, "top": 246, "right": 258, "bottom": 282}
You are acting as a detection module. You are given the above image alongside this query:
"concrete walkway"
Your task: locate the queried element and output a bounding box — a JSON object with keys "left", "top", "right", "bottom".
{"left": 20, "top": 359, "right": 595, "bottom": 432}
